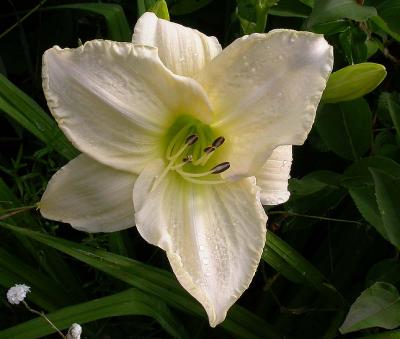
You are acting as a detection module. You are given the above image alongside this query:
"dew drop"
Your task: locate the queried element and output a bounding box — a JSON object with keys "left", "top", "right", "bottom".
{"left": 251, "top": 67, "right": 256, "bottom": 73}
{"left": 277, "top": 91, "right": 282, "bottom": 97}
{"left": 278, "top": 55, "right": 283, "bottom": 60}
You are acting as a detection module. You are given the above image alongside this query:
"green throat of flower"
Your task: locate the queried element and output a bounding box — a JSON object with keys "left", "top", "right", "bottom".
{"left": 153, "top": 115, "right": 229, "bottom": 190}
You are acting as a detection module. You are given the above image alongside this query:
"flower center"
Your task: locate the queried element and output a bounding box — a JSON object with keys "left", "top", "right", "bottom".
{"left": 152, "top": 115, "right": 229, "bottom": 190}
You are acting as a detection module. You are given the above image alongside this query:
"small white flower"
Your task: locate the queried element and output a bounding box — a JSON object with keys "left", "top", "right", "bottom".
{"left": 67, "top": 323, "right": 82, "bottom": 339}
{"left": 7, "top": 284, "right": 30, "bottom": 305}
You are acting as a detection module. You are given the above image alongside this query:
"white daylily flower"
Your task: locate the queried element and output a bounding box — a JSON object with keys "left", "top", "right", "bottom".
{"left": 40, "top": 12, "right": 333, "bottom": 326}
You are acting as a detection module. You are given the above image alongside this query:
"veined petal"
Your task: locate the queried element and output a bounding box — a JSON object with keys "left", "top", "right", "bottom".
{"left": 43, "top": 40, "right": 213, "bottom": 174}
{"left": 256, "top": 145, "right": 292, "bottom": 205}
{"left": 195, "top": 30, "right": 333, "bottom": 179}
{"left": 133, "top": 160, "right": 267, "bottom": 326}
{"left": 133, "top": 12, "right": 222, "bottom": 76}
{"left": 40, "top": 154, "right": 136, "bottom": 232}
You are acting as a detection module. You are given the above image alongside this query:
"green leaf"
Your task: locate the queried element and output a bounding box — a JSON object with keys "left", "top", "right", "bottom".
{"left": 0, "top": 289, "right": 188, "bottom": 339}
{"left": 289, "top": 171, "right": 341, "bottom": 196}
{"left": 370, "top": 169, "right": 400, "bottom": 249}
{"left": 343, "top": 157, "right": 400, "bottom": 245}
{"left": 349, "top": 185, "right": 384, "bottom": 232}
{"left": 236, "top": 0, "right": 278, "bottom": 34}
{"left": 339, "top": 26, "right": 368, "bottom": 64}
{"left": 263, "top": 232, "right": 343, "bottom": 304}
{"left": 137, "top": 0, "right": 147, "bottom": 16}
{"left": 268, "top": 0, "right": 311, "bottom": 18}
{"left": 0, "top": 247, "right": 70, "bottom": 311}
{"left": 0, "top": 74, "right": 77, "bottom": 160}
{"left": 369, "top": 15, "right": 400, "bottom": 42}
{"left": 170, "top": 0, "right": 214, "bottom": 15}
{"left": 311, "top": 20, "right": 349, "bottom": 35}
{"left": 340, "top": 282, "right": 400, "bottom": 333}
{"left": 0, "top": 179, "right": 86, "bottom": 303}
{"left": 375, "top": 0, "right": 400, "bottom": 34}
{"left": 316, "top": 98, "right": 372, "bottom": 161}
{"left": 49, "top": 3, "right": 132, "bottom": 42}
{"left": 0, "top": 222, "right": 281, "bottom": 339}
{"left": 366, "top": 259, "right": 400, "bottom": 289}
{"left": 149, "top": 0, "right": 170, "bottom": 20}
{"left": 343, "top": 156, "right": 400, "bottom": 188}
{"left": 379, "top": 92, "right": 400, "bottom": 136}
{"left": 308, "top": 0, "right": 377, "bottom": 29}
{"left": 322, "top": 63, "right": 387, "bottom": 103}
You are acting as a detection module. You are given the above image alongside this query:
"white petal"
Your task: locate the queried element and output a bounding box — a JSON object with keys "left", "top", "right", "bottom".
{"left": 40, "top": 154, "right": 136, "bottom": 232}
{"left": 43, "top": 40, "right": 213, "bottom": 174}
{"left": 195, "top": 30, "right": 333, "bottom": 179}
{"left": 133, "top": 160, "right": 267, "bottom": 326}
{"left": 256, "top": 145, "right": 292, "bottom": 205}
{"left": 133, "top": 12, "right": 222, "bottom": 76}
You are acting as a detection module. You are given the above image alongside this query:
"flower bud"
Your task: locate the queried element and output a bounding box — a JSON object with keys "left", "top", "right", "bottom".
{"left": 67, "top": 323, "right": 82, "bottom": 339}
{"left": 322, "top": 62, "right": 386, "bottom": 103}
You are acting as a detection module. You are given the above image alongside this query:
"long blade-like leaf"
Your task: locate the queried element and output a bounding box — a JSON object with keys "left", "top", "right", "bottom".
{"left": 0, "top": 74, "right": 77, "bottom": 160}
{"left": 263, "top": 231, "right": 343, "bottom": 305}
{"left": 0, "top": 289, "right": 188, "bottom": 339}
{"left": 0, "top": 222, "right": 281, "bottom": 339}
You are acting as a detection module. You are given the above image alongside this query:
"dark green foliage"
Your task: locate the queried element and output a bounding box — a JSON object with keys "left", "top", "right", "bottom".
{"left": 0, "top": 0, "right": 399, "bottom": 338}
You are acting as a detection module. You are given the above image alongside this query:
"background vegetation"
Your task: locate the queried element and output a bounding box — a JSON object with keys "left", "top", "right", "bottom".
{"left": 0, "top": 0, "right": 399, "bottom": 338}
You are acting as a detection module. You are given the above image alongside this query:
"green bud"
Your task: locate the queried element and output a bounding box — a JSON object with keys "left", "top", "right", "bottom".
{"left": 322, "top": 62, "right": 387, "bottom": 103}
{"left": 149, "top": 0, "right": 170, "bottom": 21}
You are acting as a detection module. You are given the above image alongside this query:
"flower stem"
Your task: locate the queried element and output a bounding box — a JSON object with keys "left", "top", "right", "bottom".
{"left": 268, "top": 211, "right": 364, "bottom": 225}
{"left": 22, "top": 301, "right": 66, "bottom": 338}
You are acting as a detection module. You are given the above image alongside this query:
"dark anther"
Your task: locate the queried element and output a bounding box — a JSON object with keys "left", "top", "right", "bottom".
{"left": 211, "top": 162, "right": 230, "bottom": 174}
{"left": 185, "top": 134, "right": 198, "bottom": 145}
{"left": 212, "top": 136, "right": 225, "bottom": 148}
{"left": 204, "top": 146, "right": 216, "bottom": 154}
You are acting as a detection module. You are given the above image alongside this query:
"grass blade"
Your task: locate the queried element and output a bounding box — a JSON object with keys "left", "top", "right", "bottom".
{"left": 0, "top": 247, "right": 71, "bottom": 311}
{"left": 0, "top": 288, "right": 188, "bottom": 339}
{"left": 0, "top": 74, "right": 77, "bottom": 160}
{"left": 0, "top": 179, "right": 86, "bottom": 303}
{"left": 0, "top": 222, "right": 281, "bottom": 339}
{"left": 263, "top": 231, "right": 344, "bottom": 305}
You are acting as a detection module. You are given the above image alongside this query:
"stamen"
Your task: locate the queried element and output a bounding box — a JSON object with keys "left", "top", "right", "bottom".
{"left": 212, "top": 136, "right": 225, "bottom": 148}
{"left": 192, "top": 152, "right": 213, "bottom": 166}
{"left": 203, "top": 146, "right": 215, "bottom": 154}
{"left": 166, "top": 124, "right": 191, "bottom": 160}
{"left": 181, "top": 177, "right": 226, "bottom": 185}
{"left": 210, "top": 162, "right": 230, "bottom": 174}
{"left": 170, "top": 156, "right": 192, "bottom": 171}
{"left": 185, "top": 134, "right": 198, "bottom": 145}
